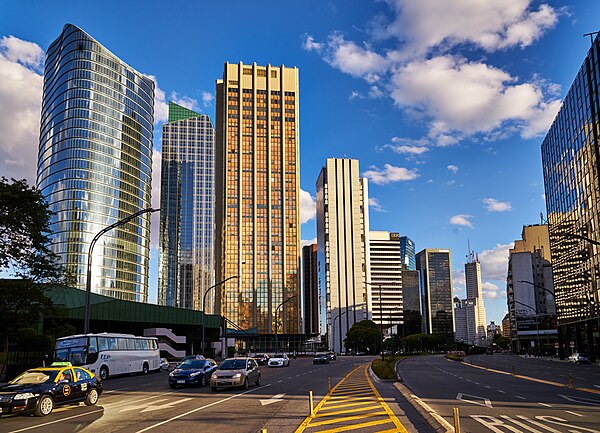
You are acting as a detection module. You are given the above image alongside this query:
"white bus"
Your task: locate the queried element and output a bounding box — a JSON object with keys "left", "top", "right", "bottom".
{"left": 54, "top": 333, "right": 160, "bottom": 380}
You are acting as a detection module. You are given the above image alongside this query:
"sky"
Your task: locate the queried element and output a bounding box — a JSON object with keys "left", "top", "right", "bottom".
{"left": 1, "top": 0, "right": 599, "bottom": 327}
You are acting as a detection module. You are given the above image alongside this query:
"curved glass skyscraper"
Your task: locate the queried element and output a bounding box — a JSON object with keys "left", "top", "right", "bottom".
{"left": 37, "top": 24, "right": 154, "bottom": 302}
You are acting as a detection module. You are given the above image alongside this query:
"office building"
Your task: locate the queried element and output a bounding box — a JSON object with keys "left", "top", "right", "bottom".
{"left": 369, "top": 231, "right": 403, "bottom": 333}
{"left": 400, "top": 236, "right": 416, "bottom": 270}
{"left": 302, "top": 244, "right": 318, "bottom": 335}
{"left": 316, "top": 158, "right": 371, "bottom": 353}
{"left": 541, "top": 34, "right": 600, "bottom": 362}
{"left": 416, "top": 249, "right": 454, "bottom": 337}
{"left": 502, "top": 314, "right": 511, "bottom": 338}
{"left": 454, "top": 297, "right": 468, "bottom": 344}
{"left": 464, "top": 252, "right": 488, "bottom": 345}
{"left": 401, "top": 269, "right": 422, "bottom": 336}
{"left": 37, "top": 24, "right": 154, "bottom": 301}
{"left": 215, "top": 62, "right": 300, "bottom": 335}
{"left": 158, "top": 103, "right": 215, "bottom": 311}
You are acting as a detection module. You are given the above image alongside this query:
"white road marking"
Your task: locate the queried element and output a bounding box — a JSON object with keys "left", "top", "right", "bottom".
{"left": 538, "top": 402, "right": 552, "bottom": 407}
{"left": 260, "top": 393, "right": 286, "bottom": 406}
{"left": 8, "top": 409, "right": 104, "bottom": 432}
{"left": 120, "top": 398, "right": 193, "bottom": 413}
{"left": 515, "top": 395, "right": 526, "bottom": 400}
{"left": 278, "top": 380, "right": 283, "bottom": 383}
{"left": 594, "top": 385, "right": 600, "bottom": 389}
{"left": 485, "top": 386, "right": 491, "bottom": 389}
{"left": 497, "top": 390, "right": 506, "bottom": 393}
{"left": 559, "top": 394, "right": 600, "bottom": 406}
{"left": 135, "top": 384, "right": 271, "bottom": 433}
{"left": 456, "top": 393, "right": 493, "bottom": 408}
{"left": 287, "top": 377, "right": 292, "bottom": 379}
{"left": 564, "top": 410, "right": 583, "bottom": 417}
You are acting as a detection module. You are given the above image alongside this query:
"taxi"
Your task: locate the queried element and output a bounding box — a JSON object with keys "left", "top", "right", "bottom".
{"left": 0, "top": 362, "right": 102, "bottom": 417}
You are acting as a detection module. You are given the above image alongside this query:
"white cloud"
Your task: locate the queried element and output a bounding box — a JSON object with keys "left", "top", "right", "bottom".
{"left": 300, "top": 189, "right": 316, "bottom": 224}
{"left": 450, "top": 214, "right": 473, "bottom": 228}
{"left": 368, "top": 197, "right": 385, "bottom": 212}
{"left": 301, "top": 238, "right": 317, "bottom": 249}
{"left": 0, "top": 37, "right": 43, "bottom": 183}
{"left": 170, "top": 92, "right": 199, "bottom": 112}
{"left": 390, "top": 145, "right": 429, "bottom": 155}
{"left": 483, "top": 197, "right": 513, "bottom": 212}
{"left": 479, "top": 243, "right": 513, "bottom": 281}
{"left": 447, "top": 164, "right": 459, "bottom": 174}
{"left": 349, "top": 90, "right": 364, "bottom": 101}
{"left": 302, "top": 34, "right": 323, "bottom": 52}
{"left": 202, "top": 91, "right": 214, "bottom": 107}
{"left": 362, "top": 164, "right": 419, "bottom": 185}
{"left": 482, "top": 282, "right": 506, "bottom": 300}
{"left": 144, "top": 74, "right": 169, "bottom": 124}
{"left": 368, "top": 85, "right": 384, "bottom": 99}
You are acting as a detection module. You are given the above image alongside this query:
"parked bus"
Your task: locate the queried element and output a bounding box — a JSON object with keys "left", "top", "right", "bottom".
{"left": 54, "top": 333, "right": 160, "bottom": 380}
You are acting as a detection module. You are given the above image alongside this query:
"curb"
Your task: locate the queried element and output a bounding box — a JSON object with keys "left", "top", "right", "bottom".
{"left": 368, "top": 362, "right": 397, "bottom": 383}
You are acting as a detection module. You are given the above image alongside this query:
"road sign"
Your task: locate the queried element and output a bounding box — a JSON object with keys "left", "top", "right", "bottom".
{"left": 570, "top": 341, "right": 575, "bottom": 348}
{"left": 554, "top": 343, "right": 559, "bottom": 348}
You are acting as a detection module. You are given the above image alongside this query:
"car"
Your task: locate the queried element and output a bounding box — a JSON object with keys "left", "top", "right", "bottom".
{"left": 0, "top": 362, "right": 102, "bottom": 417}
{"left": 313, "top": 353, "right": 329, "bottom": 364}
{"left": 568, "top": 353, "right": 589, "bottom": 364}
{"left": 268, "top": 354, "right": 290, "bottom": 367}
{"left": 179, "top": 354, "right": 205, "bottom": 363}
{"left": 159, "top": 358, "right": 170, "bottom": 372}
{"left": 327, "top": 351, "right": 337, "bottom": 361}
{"left": 210, "top": 358, "right": 261, "bottom": 391}
{"left": 252, "top": 353, "right": 270, "bottom": 365}
{"left": 169, "top": 358, "right": 217, "bottom": 388}
{"left": 486, "top": 348, "right": 494, "bottom": 355}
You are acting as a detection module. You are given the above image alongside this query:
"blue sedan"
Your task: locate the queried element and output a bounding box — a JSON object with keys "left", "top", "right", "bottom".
{"left": 168, "top": 359, "right": 217, "bottom": 388}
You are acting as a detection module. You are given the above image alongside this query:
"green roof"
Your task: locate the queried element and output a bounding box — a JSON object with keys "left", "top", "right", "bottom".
{"left": 168, "top": 102, "right": 201, "bottom": 122}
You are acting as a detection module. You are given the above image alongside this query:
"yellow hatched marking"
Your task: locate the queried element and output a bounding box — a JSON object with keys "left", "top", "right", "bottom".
{"left": 329, "top": 391, "right": 375, "bottom": 398}
{"left": 311, "top": 418, "right": 393, "bottom": 433}
{"left": 323, "top": 397, "right": 378, "bottom": 405}
{"left": 318, "top": 400, "right": 379, "bottom": 411}
{"left": 308, "top": 410, "right": 388, "bottom": 427}
{"left": 315, "top": 404, "right": 383, "bottom": 418}
{"left": 335, "top": 385, "right": 372, "bottom": 392}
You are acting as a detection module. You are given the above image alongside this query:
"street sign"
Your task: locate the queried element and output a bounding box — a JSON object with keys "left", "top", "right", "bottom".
{"left": 554, "top": 343, "right": 559, "bottom": 348}
{"left": 570, "top": 341, "right": 575, "bottom": 348}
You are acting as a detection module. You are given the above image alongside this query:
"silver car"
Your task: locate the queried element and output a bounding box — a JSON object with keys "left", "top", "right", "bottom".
{"left": 210, "top": 358, "right": 261, "bottom": 391}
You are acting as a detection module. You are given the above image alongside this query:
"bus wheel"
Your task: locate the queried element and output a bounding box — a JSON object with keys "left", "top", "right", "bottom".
{"left": 99, "top": 366, "right": 109, "bottom": 381}
{"left": 142, "top": 362, "right": 149, "bottom": 374}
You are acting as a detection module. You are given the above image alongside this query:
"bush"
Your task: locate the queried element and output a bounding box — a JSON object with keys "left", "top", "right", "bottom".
{"left": 371, "top": 355, "right": 406, "bottom": 380}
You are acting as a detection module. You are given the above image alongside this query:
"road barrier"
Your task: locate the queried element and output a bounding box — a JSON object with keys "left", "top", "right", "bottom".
{"left": 453, "top": 407, "right": 461, "bottom": 433}
{"left": 328, "top": 376, "right": 331, "bottom": 392}
{"left": 309, "top": 390, "right": 314, "bottom": 416}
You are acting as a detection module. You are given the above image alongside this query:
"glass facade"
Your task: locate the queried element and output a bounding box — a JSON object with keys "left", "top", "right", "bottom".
{"left": 400, "top": 236, "right": 416, "bottom": 271}
{"left": 37, "top": 24, "right": 154, "bottom": 302}
{"left": 541, "top": 33, "right": 600, "bottom": 362}
{"left": 302, "top": 244, "right": 318, "bottom": 334}
{"left": 215, "top": 63, "right": 300, "bottom": 334}
{"left": 158, "top": 103, "right": 215, "bottom": 311}
{"left": 401, "top": 270, "right": 422, "bottom": 336}
{"left": 416, "top": 249, "right": 454, "bottom": 337}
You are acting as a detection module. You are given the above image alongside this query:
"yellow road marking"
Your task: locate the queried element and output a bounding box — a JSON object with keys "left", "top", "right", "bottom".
{"left": 308, "top": 411, "right": 389, "bottom": 427}
{"left": 318, "top": 400, "right": 379, "bottom": 411}
{"left": 315, "top": 404, "right": 383, "bottom": 417}
{"left": 312, "top": 418, "right": 393, "bottom": 433}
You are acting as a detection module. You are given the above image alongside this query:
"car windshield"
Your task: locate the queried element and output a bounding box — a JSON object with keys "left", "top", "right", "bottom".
{"left": 9, "top": 370, "right": 58, "bottom": 385}
{"left": 219, "top": 359, "right": 247, "bottom": 370}
{"left": 179, "top": 360, "right": 207, "bottom": 369}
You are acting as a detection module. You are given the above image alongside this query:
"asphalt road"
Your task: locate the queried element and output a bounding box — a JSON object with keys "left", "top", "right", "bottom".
{"left": 397, "top": 354, "right": 600, "bottom": 433}
{"left": 0, "top": 356, "right": 422, "bottom": 433}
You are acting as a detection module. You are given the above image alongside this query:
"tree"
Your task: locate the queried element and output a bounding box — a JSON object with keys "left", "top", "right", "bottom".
{"left": 344, "top": 320, "right": 382, "bottom": 354}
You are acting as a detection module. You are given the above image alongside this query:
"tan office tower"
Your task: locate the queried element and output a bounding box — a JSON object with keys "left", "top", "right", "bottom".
{"left": 316, "top": 158, "right": 372, "bottom": 353}
{"left": 215, "top": 62, "right": 300, "bottom": 335}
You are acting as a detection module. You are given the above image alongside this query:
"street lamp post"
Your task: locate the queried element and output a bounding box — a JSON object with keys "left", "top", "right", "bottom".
{"left": 84, "top": 207, "right": 159, "bottom": 335}
{"left": 274, "top": 295, "right": 296, "bottom": 353}
{"left": 366, "top": 281, "right": 400, "bottom": 361}
{"left": 518, "top": 280, "right": 557, "bottom": 357}
{"left": 201, "top": 275, "right": 239, "bottom": 354}
{"left": 513, "top": 299, "right": 540, "bottom": 355}
{"left": 331, "top": 310, "right": 348, "bottom": 354}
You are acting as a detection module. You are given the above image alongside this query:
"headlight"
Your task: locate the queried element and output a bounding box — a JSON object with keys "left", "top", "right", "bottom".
{"left": 233, "top": 373, "right": 242, "bottom": 379}
{"left": 14, "top": 393, "right": 36, "bottom": 400}
{"left": 169, "top": 371, "right": 175, "bottom": 377}
{"left": 211, "top": 373, "right": 218, "bottom": 380}
{"left": 190, "top": 372, "right": 201, "bottom": 377}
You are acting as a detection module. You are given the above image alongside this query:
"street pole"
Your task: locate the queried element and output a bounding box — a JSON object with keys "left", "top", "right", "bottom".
{"left": 274, "top": 295, "right": 296, "bottom": 353}
{"left": 331, "top": 310, "right": 348, "bottom": 354}
{"left": 84, "top": 207, "right": 159, "bottom": 335}
{"left": 201, "top": 275, "right": 239, "bottom": 354}
{"left": 514, "top": 299, "right": 540, "bottom": 356}
{"left": 379, "top": 284, "right": 384, "bottom": 361}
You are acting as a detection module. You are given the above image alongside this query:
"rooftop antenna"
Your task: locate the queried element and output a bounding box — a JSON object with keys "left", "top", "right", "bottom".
{"left": 584, "top": 31, "right": 600, "bottom": 46}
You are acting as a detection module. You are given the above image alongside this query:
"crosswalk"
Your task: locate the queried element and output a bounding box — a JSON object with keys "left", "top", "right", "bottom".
{"left": 295, "top": 364, "right": 408, "bottom": 433}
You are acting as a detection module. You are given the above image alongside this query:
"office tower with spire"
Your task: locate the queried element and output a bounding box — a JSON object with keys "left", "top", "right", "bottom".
{"left": 158, "top": 103, "right": 215, "bottom": 311}
{"left": 215, "top": 62, "right": 301, "bottom": 334}
{"left": 37, "top": 24, "right": 154, "bottom": 301}
{"left": 316, "top": 158, "right": 371, "bottom": 353}
{"left": 454, "top": 251, "right": 488, "bottom": 345}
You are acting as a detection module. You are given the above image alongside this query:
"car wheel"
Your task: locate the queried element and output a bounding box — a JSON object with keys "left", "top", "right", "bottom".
{"left": 99, "top": 366, "right": 109, "bottom": 381}
{"left": 243, "top": 378, "right": 249, "bottom": 390}
{"left": 84, "top": 388, "right": 99, "bottom": 406}
{"left": 200, "top": 375, "right": 207, "bottom": 387}
{"left": 255, "top": 375, "right": 261, "bottom": 386}
{"left": 142, "top": 362, "right": 149, "bottom": 375}
{"left": 211, "top": 386, "right": 218, "bottom": 392}
{"left": 35, "top": 395, "right": 54, "bottom": 416}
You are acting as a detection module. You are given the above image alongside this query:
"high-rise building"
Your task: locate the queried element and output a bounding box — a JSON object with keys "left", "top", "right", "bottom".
{"left": 510, "top": 224, "right": 551, "bottom": 261}
{"left": 464, "top": 253, "right": 487, "bottom": 345}
{"left": 215, "top": 62, "right": 300, "bottom": 334}
{"left": 400, "top": 236, "right": 416, "bottom": 271}
{"left": 37, "top": 24, "right": 154, "bottom": 301}
{"left": 369, "top": 231, "right": 403, "bottom": 332}
{"left": 416, "top": 249, "right": 454, "bottom": 337}
{"left": 502, "top": 314, "right": 511, "bottom": 338}
{"left": 158, "top": 103, "right": 215, "bottom": 311}
{"left": 401, "top": 269, "right": 422, "bottom": 336}
{"left": 453, "top": 297, "right": 468, "bottom": 343}
{"left": 302, "top": 244, "right": 318, "bottom": 335}
{"left": 316, "top": 158, "right": 371, "bottom": 353}
{"left": 541, "top": 35, "right": 600, "bottom": 362}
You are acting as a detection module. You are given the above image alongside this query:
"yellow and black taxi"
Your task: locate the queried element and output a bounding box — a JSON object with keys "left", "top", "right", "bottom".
{"left": 0, "top": 362, "right": 102, "bottom": 417}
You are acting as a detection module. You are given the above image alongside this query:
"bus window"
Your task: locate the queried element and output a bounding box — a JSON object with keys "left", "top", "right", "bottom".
{"left": 127, "top": 338, "right": 136, "bottom": 350}
{"left": 135, "top": 339, "right": 144, "bottom": 350}
{"left": 98, "top": 337, "right": 109, "bottom": 352}
{"left": 108, "top": 338, "right": 118, "bottom": 351}
{"left": 117, "top": 338, "right": 127, "bottom": 351}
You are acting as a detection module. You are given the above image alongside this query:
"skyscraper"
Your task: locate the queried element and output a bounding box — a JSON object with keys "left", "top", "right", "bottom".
{"left": 400, "top": 236, "right": 416, "bottom": 271}
{"left": 158, "top": 103, "right": 215, "bottom": 311}
{"left": 215, "top": 62, "right": 300, "bottom": 334}
{"left": 401, "top": 270, "right": 422, "bottom": 336}
{"left": 369, "top": 231, "right": 403, "bottom": 332}
{"left": 37, "top": 24, "right": 154, "bottom": 301}
{"left": 302, "top": 244, "right": 318, "bottom": 335}
{"left": 316, "top": 158, "right": 371, "bottom": 353}
{"left": 416, "top": 249, "right": 454, "bottom": 337}
{"left": 454, "top": 252, "right": 487, "bottom": 346}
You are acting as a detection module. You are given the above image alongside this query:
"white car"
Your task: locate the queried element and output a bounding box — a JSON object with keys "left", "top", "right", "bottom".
{"left": 268, "top": 354, "right": 290, "bottom": 367}
{"left": 568, "top": 353, "right": 589, "bottom": 364}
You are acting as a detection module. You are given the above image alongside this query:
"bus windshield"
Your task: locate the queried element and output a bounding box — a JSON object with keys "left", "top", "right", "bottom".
{"left": 54, "top": 337, "right": 89, "bottom": 366}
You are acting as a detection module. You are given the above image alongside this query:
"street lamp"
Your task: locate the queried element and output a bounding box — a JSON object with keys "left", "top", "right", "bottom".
{"left": 518, "top": 280, "right": 555, "bottom": 301}
{"left": 513, "top": 299, "right": 540, "bottom": 355}
{"left": 84, "top": 207, "right": 159, "bottom": 335}
{"left": 331, "top": 310, "right": 348, "bottom": 354}
{"left": 274, "top": 295, "right": 296, "bottom": 354}
{"left": 201, "top": 275, "right": 239, "bottom": 354}
{"left": 366, "top": 280, "right": 401, "bottom": 361}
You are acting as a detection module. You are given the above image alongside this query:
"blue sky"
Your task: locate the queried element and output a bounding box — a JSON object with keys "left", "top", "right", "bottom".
{"left": 1, "top": 0, "right": 599, "bottom": 326}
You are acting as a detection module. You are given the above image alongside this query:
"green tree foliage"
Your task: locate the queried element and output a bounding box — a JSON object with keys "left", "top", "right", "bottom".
{"left": 344, "top": 320, "right": 382, "bottom": 354}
